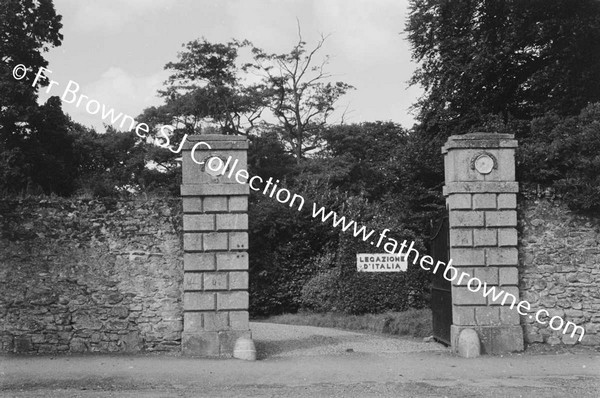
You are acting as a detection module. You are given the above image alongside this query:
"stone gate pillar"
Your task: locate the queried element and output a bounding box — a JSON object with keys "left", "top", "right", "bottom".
{"left": 442, "top": 133, "right": 523, "bottom": 354}
{"left": 180, "top": 135, "right": 251, "bottom": 357}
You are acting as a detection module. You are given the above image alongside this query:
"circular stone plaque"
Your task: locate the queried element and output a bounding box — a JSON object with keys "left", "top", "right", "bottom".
{"left": 474, "top": 153, "right": 495, "bottom": 175}
{"left": 204, "top": 156, "right": 227, "bottom": 176}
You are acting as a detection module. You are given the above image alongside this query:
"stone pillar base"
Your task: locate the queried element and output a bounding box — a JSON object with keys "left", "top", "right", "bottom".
{"left": 182, "top": 330, "right": 252, "bottom": 357}
{"left": 451, "top": 325, "right": 523, "bottom": 355}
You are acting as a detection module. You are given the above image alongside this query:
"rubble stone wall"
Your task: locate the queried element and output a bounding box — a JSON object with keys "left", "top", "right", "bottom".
{"left": 1, "top": 195, "right": 598, "bottom": 353}
{"left": 0, "top": 198, "right": 183, "bottom": 354}
{"left": 519, "top": 198, "right": 600, "bottom": 347}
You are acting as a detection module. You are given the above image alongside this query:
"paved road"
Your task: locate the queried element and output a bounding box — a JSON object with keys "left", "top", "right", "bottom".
{"left": 1, "top": 322, "right": 599, "bottom": 397}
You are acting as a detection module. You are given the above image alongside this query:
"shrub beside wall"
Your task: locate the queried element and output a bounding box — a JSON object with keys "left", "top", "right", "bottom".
{"left": 519, "top": 198, "right": 600, "bottom": 346}
{"left": 299, "top": 197, "right": 431, "bottom": 315}
{"left": 0, "top": 198, "right": 183, "bottom": 354}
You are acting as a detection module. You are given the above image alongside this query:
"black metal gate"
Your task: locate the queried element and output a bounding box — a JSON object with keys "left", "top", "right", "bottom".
{"left": 429, "top": 214, "right": 451, "bottom": 345}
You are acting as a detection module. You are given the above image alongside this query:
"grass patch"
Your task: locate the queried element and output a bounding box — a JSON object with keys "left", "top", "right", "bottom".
{"left": 259, "top": 308, "right": 433, "bottom": 338}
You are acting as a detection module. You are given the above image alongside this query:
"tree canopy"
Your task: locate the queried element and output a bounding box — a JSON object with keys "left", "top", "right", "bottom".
{"left": 153, "top": 39, "right": 268, "bottom": 137}
{"left": 247, "top": 30, "right": 354, "bottom": 161}
{"left": 405, "top": 0, "right": 600, "bottom": 213}
{"left": 0, "top": 0, "right": 65, "bottom": 194}
{"left": 406, "top": 0, "right": 600, "bottom": 136}
{"left": 138, "top": 30, "right": 352, "bottom": 166}
{"left": 1, "top": 0, "right": 63, "bottom": 144}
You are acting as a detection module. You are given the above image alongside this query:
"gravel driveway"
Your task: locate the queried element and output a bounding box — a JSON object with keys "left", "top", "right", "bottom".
{"left": 251, "top": 321, "right": 447, "bottom": 359}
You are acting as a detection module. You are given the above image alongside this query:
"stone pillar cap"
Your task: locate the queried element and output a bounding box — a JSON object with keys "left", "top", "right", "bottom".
{"left": 187, "top": 134, "right": 248, "bottom": 142}
{"left": 442, "top": 133, "right": 517, "bottom": 153}
{"left": 183, "top": 134, "right": 248, "bottom": 150}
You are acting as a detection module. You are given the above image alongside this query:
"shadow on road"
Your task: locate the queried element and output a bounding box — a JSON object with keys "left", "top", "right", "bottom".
{"left": 254, "top": 335, "right": 357, "bottom": 359}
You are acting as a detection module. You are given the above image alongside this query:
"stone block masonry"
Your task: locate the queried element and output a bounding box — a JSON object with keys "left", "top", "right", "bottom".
{"left": 443, "top": 133, "right": 524, "bottom": 354}
{"left": 0, "top": 198, "right": 184, "bottom": 354}
{"left": 180, "top": 135, "right": 251, "bottom": 357}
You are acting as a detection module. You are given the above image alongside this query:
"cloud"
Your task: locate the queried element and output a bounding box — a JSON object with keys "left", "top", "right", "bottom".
{"left": 312, "top": 0, "right": 408, "bottom": 63}
{"left": 48, "top": 0, "right": 420, "bottom": 130}
{"left": 57, "top": 67, "right": 168, "bottom": 132}
{"left": 58, "top": 0, "right": 175, "bottom": 33}
{"left": 306, "top": 0, "right": 419, "bottom": 126}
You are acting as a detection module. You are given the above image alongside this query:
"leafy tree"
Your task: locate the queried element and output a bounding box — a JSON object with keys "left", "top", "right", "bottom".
{"left": 69, "top": 124, "right": 146, "bottom": 197}
{"left": 139, "top": 31, "right": 353, "bottom": 170}
{"left": 135, "top": 32, "right": 354, "bottom": 205}
{"left": 404, "top": 0, "right": 600, "bottom": 219}
{"left": 406, "top": 0, "right": 600, "bottom": 137}
{"left": 248, "top": 29, "right": 354, "bottom": 161}
{"left": 247, "top": 122, "right": 444, "bottom": 315}
{"left": 151, "top": 39, "right": 268, "bottom": 136}
{"left": 519, "top": 102, "right": 600, "bottom": 212}
{"left": 0, "top": 147, "right": 28, "bottom": 195}
{"left": 0, "top": 0, "right": 63, "bottom": 194}
{"left": 304, "top": 121, "right": 445, "bottom": 235}
{"left": 387, "top": 124, "right": 447, "bottom": 229}
{"left": 247, "top": 133, "right": 331, "bottom": 315}
{"left": 248, "top": 130, "right": 297, "bottom": 182}
{"left": 26, "top": 96, "right": 76, "bottom": 195}
{"left": 318, "top": 122, "right": 408, "bottom": 200}
{"left": 0, "top": 0, "right": 63, "bottom": 149}
{"left": 136, "top": 39, "right": 269, "bottom": 185}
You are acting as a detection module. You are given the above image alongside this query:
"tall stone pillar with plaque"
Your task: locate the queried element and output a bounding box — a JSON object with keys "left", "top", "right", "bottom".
{"left": 442, "top": 133, "right": 524, "bottom": 354}
{"left": 180, "top": 135, "right": 251, "bottom": 357}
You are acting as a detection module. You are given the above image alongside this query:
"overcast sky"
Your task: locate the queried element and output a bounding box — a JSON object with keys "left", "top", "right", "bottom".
{"left": 40, "top": 0, "right": 422, "bottom": 133}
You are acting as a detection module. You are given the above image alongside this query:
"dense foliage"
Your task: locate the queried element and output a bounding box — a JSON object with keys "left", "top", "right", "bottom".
{"left": 406, "top": 0, "right": 600, "bottom": 213}
{"left": 248, "top": 122, "right": 438, "bottom": 315}
{"left": 0, "top": 0, "right": 149, "bottom": 197}
{"left": 300, "top": 196, "right": 431, "bottom": 315}
{"left": 407, "top": 0, "right": 600, "bottom": 133}
{"left": 1, "top": 0, "right": 64, "bottom": 194}
{"left": 3, "top": 0, "right": 599, "bottom": 317}
{"left": 518, "top": 103, "right": 600, "bottom": 212}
